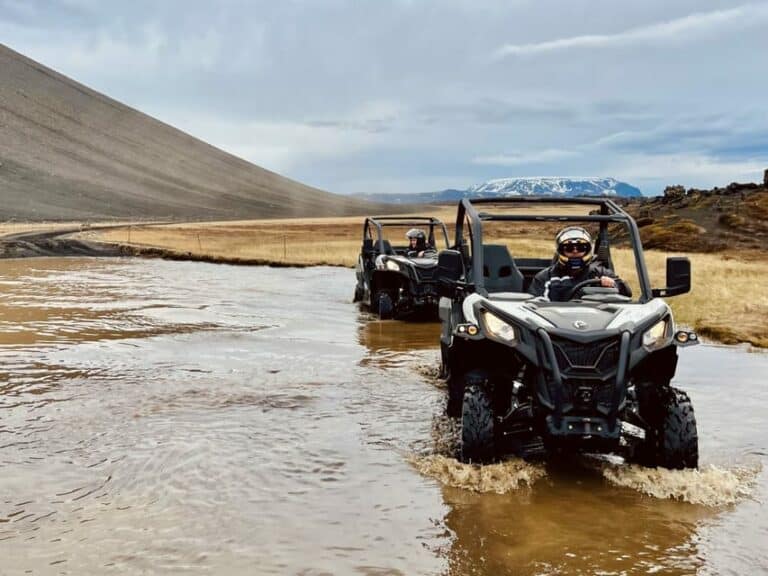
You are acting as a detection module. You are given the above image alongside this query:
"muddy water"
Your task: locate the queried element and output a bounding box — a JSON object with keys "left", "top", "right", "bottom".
{"left": 0, "top": 258, "right": 765, "bottom": 575}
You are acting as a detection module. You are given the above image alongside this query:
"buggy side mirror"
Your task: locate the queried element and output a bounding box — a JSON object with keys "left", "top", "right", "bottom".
{"left": 652, "top": 257, "right": 691, "bottom": 297}
{"left": 437, "top": 249, "right": 463, "bottom": 298}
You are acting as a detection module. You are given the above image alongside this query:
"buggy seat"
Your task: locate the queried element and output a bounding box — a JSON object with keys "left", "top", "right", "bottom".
{"left": 483, "top": 244, "right": 524, "bottom": 293}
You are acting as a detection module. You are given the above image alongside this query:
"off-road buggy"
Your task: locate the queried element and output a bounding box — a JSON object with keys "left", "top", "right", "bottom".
{"left": 438, "top": 197, "right": 699, "bottom": 469}
{"left": 354, "top": 216, "right": 450, "bottom": 319}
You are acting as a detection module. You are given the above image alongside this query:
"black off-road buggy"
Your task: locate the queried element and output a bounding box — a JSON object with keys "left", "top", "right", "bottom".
{"left": 354, "top": 216, "right": 450, "bottom": 319}
{"left": 438, "top": 197, "right": 699, "bottom": 469}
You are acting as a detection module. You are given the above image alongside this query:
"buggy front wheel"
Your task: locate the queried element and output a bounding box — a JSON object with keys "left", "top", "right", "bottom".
{"left": 637, "top": 386, "right": 698, "bottom": 469}
{"left": 376, "top": 292, "right": 394, "bottom": 319}
{"left": 460, "top": 370, "right": 495, "bottom": 463}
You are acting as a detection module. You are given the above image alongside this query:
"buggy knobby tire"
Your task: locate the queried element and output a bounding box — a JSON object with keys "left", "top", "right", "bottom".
{"left": 460, "top": 371, "right": 495, "bottom": 463}
{"left": 354, "top": 284, "right": 363, "bottom": 302}
{"left": 377, "top": 291, "right": 394, "bottom": 319}
{"left": 637, "top": 386, "right": 698, "bottom": 470}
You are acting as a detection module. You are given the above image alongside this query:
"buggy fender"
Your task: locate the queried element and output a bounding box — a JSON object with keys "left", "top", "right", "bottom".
{"left": 630, "top": 344, "right": 678, "bottom": 384}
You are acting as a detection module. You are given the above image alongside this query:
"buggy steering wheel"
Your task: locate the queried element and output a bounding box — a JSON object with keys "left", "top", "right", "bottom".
{"left": 564, "top": 277, "right": 612, "bottom": 300}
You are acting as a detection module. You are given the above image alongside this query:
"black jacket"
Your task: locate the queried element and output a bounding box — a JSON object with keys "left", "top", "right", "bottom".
{"left": 528, "top": 261, "right": 632, "bottom": 301}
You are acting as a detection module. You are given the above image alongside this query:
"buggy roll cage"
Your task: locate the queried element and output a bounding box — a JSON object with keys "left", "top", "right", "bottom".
{"left": 453, "top": 197, "right": 653, "bottom": 302}
{"left": 363, "top": 216, "right": 450, "bottom": 255}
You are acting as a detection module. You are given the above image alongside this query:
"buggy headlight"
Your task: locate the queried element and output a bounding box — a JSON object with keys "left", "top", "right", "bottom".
{"left": 481, "top": 310, "right": 517, "bottom": 344}
{"left": 385, "top": 259, "right": 401, "bottom": 271}
{"left": 642, "top": 318, "right": 670, "bottom": 350}
{"left": 375, "top": 256, "right": 400, "bottom": 271}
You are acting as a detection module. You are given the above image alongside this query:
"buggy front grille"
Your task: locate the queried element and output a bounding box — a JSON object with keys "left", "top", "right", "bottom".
{"left": 551, "top": 336, "right": 619, "bottom": 374}
{"left": 548, "top": 335, "right": 621, "bottom": 412}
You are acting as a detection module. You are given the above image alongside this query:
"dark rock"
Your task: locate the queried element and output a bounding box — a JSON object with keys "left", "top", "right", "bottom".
{"left": 663, "top": 185, "right": 686, "bottom": 202}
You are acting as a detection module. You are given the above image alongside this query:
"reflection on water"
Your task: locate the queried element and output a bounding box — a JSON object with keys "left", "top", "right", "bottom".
{"left": 357, "top": 317, "right": 442, "bottom": 375}
{"left": 358, "top": 318, "right": 442, "bottom": 354}
{"left": 439, "top": 468, "right": 711, "bottom": 576}
{"left": 0, "top": 257, "right": 765, "bottom": 575}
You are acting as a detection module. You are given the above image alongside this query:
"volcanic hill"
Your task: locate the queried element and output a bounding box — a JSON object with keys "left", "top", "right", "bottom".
{"left": 616, "top": 173, "right": 768, "bottom": 255}
{"left": 0, "top": 43, "right": 381, "bottom": 221}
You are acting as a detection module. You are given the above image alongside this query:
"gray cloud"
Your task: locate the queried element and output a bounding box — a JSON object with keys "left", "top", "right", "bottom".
{"left": 2, "top": 0, "right": 767, "bottom": 195}
{"left": 494, "top": 3, "right": 768, "bottom": 57}
{"left": 595, "top": 113, "right": 768, "bottom": 160}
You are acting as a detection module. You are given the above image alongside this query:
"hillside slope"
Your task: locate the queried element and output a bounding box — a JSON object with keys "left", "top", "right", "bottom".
{"left": 0, "top": 43, "right": 379, "bottom": 221}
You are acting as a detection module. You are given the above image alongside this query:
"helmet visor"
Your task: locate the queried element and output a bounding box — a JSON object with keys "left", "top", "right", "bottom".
{"left": 559, "top": 241, "right": 591, "bottom": 255}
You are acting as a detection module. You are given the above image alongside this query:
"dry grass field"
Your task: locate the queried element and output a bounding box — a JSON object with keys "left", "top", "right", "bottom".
{"left": 84, "top": 210, "right": 768, "bottom": 348}
{"left": 0, "top": 222, "right": 85, "bottom": 236}
{"left": 0, "top": 221, "right": 151, "bottom": 237}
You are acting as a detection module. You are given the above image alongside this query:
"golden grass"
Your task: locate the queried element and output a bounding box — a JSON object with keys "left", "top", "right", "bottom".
{"left": 89, "top": 221, "right": 366, "bottom": 267}
{"left": 82, "top": 216, "right": 768, "bottom": 348}
{"left": 0, "top": 220, "right": 158, "bottom": 237}
{"left": 0, "top": 222, "right": 84, "bottom": 236}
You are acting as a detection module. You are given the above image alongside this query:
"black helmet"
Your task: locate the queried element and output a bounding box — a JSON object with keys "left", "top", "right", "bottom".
{"left": 406, "top": 228, "right": 427, "bottom": 250}
{"left": 555, "top": 226, "right": 593, "bottom": 270}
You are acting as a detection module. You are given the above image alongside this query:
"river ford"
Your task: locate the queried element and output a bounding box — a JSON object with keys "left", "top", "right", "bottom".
{"left": 0, "top": 258, "right": 765, "bottom": 575}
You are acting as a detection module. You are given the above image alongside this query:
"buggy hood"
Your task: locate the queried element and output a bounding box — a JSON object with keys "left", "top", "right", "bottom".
{"left": 462, "top": 294, "right": 669, "bottom": 334}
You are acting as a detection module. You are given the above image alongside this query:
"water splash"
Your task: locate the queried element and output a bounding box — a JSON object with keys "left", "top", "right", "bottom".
{"left": 412, "top": 455, "right": 546, "bottom": 494}
{"left": 413, "top": 362, "right": 441, "bottom": 382}
{"left": 603, "top": 463, "right": 760, "bottom": 506}
{"left": 427, "top": 414, "right": 460, "bottom": 457}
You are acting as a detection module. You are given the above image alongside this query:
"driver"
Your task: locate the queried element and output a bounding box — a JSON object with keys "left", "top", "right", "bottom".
{"left": 405, "top": 228, "right": 434, "bottom": 257}
{"left": 528, "top": 226, "right": 631, "bottom": 301}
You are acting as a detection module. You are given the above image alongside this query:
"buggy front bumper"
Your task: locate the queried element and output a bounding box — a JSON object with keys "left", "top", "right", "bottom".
{"left": 400, "top": 283, "right": 439, "bottom": 307}
{"left": 545, "top": 414, "right": 620, "bottom": 442}
{"left": 535, "top": 329, "right": 631, "bottom": 433}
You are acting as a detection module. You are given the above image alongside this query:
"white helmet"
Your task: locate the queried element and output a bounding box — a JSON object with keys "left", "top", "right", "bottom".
{"left": 555, "top": 226, "right": 593, "bottom": 269}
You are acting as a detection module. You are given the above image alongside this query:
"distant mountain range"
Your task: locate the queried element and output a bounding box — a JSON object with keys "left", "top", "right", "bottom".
{"left": 357, "top": 177, "right": 643, "bottom": 204}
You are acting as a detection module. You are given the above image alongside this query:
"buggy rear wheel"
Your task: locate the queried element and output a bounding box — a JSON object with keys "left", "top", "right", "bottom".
{"left": 460, "top": 370, "right": 495, "bottom": 463}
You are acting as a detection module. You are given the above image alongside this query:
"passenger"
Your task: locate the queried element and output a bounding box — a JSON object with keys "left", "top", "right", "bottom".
{"left": 405, "top": 228, "right": 435, "bottom": 258}
{"left": 528, "top": 226, "right": 631, "bottom": 301}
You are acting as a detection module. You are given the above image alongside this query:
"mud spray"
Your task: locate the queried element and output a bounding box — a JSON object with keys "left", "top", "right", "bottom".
{"left": 411, "top": 413, "right": 547, "bottom": 494}
{"left": 412, "top": 454, "right": 547, "bottom": 494}
{"left": 418, "top": 414, "right": 759, "bottom": 504}
{"left": 602, "top": 462, "right": 760, "bottom": 506}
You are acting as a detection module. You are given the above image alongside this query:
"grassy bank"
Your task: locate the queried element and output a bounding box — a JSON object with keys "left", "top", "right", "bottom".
{"left": 84, "top": 216, "right": 767, "bottom": 348}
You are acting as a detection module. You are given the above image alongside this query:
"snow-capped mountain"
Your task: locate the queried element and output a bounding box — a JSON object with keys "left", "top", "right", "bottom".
{"left": 467, "top": 177, "right": 642, "bottom": 198}
{"left": 356, "top": 177, "right": 642, "bottom": 204}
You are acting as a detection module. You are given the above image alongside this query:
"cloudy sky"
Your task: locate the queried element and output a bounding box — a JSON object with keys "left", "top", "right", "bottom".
{"left": 2, "top": 0, "right": 767, "bottom": 195}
